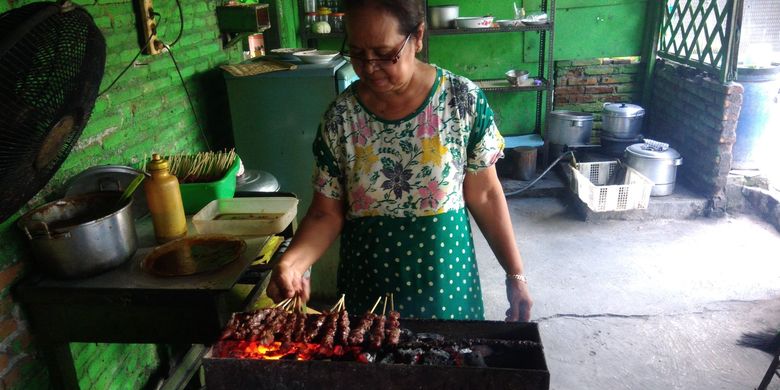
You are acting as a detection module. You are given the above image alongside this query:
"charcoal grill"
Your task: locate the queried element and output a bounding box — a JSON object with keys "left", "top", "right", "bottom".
{"left": 203, "top": 319, "right": 549, "bottom": 390}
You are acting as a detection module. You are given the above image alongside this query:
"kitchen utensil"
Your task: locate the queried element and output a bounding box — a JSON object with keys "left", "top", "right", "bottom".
{"left": 293, "top": 50, "right": 340, "bottom": 64}
{"left": 269, "top": 47, "right": 313, "bottom": 61}
{"left": 623, "top": 140, "right": 683, "bottom": 196}
{"left": 513, "top": 1, "right": 526, "bottom": 19}
{"left": 602, "top": 103, "right": 645, "bottom": 139}
{"left": 428, "top": 5, "right": 459, "bottom": 29}
{"left": 454, "top": 16, "right": 494, "bottom": 29}
{"left": 505, "top": 69, "right": 530, "bottom": 86}
{"left": 118, "top": 174, "right": 145, "bottom": 208}
{"left": 497, "top": 19, "right": 523, "bottom": 28}
{"left": 141, "top": 235, "right": 247, "bottom": 277}
{"left": 546, "top": 111, "right": 594, "bottom": 146}
{"left": 65, "top": 165, "right": 150, "bottom": 219}
{"left": 0, "top": 2, "right": 105, "bottom": 223}
{"left": 18, "top": 192, "right": 137, "bottom": 279}
{"left": 192, "top": 197, "right": 298, "bottom": 236}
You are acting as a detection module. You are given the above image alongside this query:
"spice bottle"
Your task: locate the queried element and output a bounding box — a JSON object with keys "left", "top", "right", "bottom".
{"left": 144, "top": 154, "right": 187, "bottom": 243}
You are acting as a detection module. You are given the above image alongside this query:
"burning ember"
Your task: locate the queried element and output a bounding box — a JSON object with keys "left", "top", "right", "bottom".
{"left": 215, "top": 295, "right": 543, "bottom": 368}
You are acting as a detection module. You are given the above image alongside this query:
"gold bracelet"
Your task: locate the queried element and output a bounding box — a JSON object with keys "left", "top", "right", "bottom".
{"left": 506, "top": 273, "right": 527, "bottom": 283}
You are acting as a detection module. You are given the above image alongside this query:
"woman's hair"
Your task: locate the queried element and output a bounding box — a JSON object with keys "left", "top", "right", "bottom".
{"left": 342, "top": 0, "right": 425, "bottom": 37}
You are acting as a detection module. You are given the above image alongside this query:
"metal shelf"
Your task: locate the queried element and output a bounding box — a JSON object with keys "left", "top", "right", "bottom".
{"left": 428, "top": 24, "right": 551, "bottom": 35}
{"left": 475, "top": 78, "right": 549, "bottom": 93}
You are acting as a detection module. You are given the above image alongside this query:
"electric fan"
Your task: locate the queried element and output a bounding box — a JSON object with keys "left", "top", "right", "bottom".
{"left": 0, "top": 1, "right": 106, "bottom": 223}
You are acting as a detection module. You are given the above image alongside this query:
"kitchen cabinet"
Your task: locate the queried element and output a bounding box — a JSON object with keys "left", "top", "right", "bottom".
{"left": 296, "top": 0, "right": 556, "bottom": 135}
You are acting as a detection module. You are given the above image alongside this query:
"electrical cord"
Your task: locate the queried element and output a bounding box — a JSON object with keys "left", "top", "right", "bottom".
{"left": 163, "top": 43, "right": 211, "bottom": 151}
{"left": 99, "top": 0, "right": 183, "bottom": 96}
{"left": 503, "top": 151, "right": 574, "bottom": 197}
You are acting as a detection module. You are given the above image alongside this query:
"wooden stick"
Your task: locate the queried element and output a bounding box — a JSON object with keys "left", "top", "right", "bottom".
{"left": 369, "top": 296, "right": 382, "bottom": 314}
{"left": 273, "top": 297, "right": 291, "bottom": 308}
{"left": 390, "top": 293, "right": 394, "bottom": 312}
{"left": 381, "top": 295, "right": 388, "bottom": 316}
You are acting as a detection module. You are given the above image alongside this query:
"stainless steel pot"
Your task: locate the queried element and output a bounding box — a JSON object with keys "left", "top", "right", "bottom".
{"left": 546, "top": 110, "right": 594, "bottom": 146}
{"left": 18, "top": 192, "right": 137, "bottom": 279}
{"left": 602, "top": 103, "right": 645, "bottom": 139}
{"left": 623, "top": 141, "right": 683, "bottom": 196}
{"left": 428, "top": 5, "right": 459, "bottom": 29}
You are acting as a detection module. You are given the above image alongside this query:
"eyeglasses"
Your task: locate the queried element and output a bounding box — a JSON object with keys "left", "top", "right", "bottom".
{"left": 339, "top": 33, "right": 412, "bottom": 69}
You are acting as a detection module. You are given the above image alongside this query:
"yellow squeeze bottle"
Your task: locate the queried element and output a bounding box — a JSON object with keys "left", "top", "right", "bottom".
{"left": 144, "top": 154, "right": 187, "bottom": 243}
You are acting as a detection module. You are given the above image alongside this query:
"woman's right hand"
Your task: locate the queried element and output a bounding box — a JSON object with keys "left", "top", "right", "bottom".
{"left": 266, "top": 259, "right": 310, "bottom": 303}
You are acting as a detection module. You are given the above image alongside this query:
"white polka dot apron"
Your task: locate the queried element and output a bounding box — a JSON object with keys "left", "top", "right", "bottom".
{"left": 312, "top": 67, "right": 505, "bottom": 320}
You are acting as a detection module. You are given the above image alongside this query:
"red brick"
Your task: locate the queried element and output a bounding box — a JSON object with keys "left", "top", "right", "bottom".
{"left": 0, "top": 264, "right": 23, "bottom": 291}
{"left": 0, "top": 319, "right": 17, "bottom": 340}
{"left": 0, "top": 296, "right": 14, "bottom": 318}
{"left": 0, "top": 353, "right": 8, "bottom": 371}
{"left": 584, "top": 85, "right": 616, "bottom": 94}
{"left": 568, "top": 77, "right": 598, "bottom": 86}
{"left": 555, "top": 86, "right": 585, "bottom": 95}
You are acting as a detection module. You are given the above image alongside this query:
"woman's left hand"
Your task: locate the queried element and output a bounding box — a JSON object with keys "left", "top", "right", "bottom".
{"left": 505, "top": 278, "right": 533, "bottom": 322}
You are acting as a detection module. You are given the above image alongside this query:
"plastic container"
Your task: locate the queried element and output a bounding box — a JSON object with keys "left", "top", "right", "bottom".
{"left": 192, "top": 197, "right": 298, "bottom": 236}
{"left": 179, "top": 156, "right": 241, "bottom": 214}
{"left": 732, "top": 64, "right": 780, "bottom": 169}
{"left": 568, "top": 161, "right": 653, "bottom": 212}
{"left": 144, "top": 154, "right": 187, "bottom": 243}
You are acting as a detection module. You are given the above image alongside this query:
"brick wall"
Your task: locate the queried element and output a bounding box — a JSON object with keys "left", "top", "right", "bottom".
{"left": 553, "top": 57, "right": 644, "bottom": 143}
{"left": 0, "top": 1, "right": 241, "bottom": 389}
{"left": 645, "top": 60, "right": 743, "bottom": 209}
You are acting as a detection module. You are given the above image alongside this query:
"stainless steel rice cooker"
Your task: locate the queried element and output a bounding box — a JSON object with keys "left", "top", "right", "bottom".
{"left": 602, "top": 103, "right": 645, "bottom": 139}
{"left": 623, "top": 140, "right": 683, "bottom": 196}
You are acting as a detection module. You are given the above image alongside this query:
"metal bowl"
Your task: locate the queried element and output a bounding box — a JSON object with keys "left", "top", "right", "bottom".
{"left": 505, "top": 69, "right": 530, "bottom": 86}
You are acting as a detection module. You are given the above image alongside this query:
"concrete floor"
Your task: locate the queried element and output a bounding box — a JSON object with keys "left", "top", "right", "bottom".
{"left": 472, "top": 195, "right": 780, "bottom": 390}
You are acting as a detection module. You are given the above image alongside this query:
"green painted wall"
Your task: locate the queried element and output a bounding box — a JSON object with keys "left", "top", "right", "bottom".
{"left": 293, "top": 0, "right": 647, "bottom": 135}
{"left": 0, "top": 1, "right": 241, "bottom": 388}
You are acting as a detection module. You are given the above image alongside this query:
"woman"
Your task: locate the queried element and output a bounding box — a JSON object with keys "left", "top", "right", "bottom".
{"left": 267, "top": 0, "right": 532, "bottom": 322}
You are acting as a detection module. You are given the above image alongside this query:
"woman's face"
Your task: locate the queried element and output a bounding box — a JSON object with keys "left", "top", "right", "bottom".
{"left": 344, "top": 6, "right": 421, "bottom": 93}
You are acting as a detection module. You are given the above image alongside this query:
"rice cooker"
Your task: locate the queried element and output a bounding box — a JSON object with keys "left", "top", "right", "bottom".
{"left": 623, "top": 140, "right": 683, "bottom": 196}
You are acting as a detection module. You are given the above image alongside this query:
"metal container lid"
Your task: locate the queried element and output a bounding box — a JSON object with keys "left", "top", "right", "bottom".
{"left": 236, "top": 169, "right": 280, "bottom": 193}
{"left": 65, "top": 165, "right": 149, "bottom": 219}
{"left": 603, "top": 103, "right": 645, "bottom": 118}
{"left": 548, "top": 110, "right": 594, "bottom": 121}
{"left": 625, "top": 140, "right": 681, "bottom": 161}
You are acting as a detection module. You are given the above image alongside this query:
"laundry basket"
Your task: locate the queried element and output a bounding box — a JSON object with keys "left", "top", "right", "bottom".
{"left": 568, "top": 161, "right": 653, "bottom": 212}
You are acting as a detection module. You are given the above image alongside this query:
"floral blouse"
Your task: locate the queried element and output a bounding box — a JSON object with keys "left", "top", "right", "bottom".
{"left": 312, "top": 66, "right": 504, "bottom": 218}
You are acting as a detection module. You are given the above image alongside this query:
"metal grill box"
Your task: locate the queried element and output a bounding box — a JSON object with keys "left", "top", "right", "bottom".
{"left": 203, "top": 319, "right": 549, "bottom": 390}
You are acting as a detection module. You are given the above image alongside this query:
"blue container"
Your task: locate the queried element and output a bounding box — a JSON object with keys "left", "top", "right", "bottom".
{"left": 732, "top": 64, "right": 780, "bottom": 169}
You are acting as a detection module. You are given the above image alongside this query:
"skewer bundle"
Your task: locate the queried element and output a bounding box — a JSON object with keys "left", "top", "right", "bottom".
{"left": 220, "top": 294, "right": 402, "bottom": 351}
{"left": 144, "top": 149, "right": 237, "bottom": 184}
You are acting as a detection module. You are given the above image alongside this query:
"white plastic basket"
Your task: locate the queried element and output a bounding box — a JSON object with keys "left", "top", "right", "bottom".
{"left": 568, "top": 161, "right": 653, "bottom": 212}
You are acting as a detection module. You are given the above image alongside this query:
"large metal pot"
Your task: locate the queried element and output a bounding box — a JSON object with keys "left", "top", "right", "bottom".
{"left": 546, "top": 110, "right": 593, "bottom": 146}
{"left": 623, "top": 141, "right": 683, "bottom": 196}
{"left": 428, "top": 5, "right": 459, "bottom": 29}
{"left": 602, "top": 103, "right": 645, "bottom": 139}
{"left": 18, "top": 192, "right": 137, "bottom": 279}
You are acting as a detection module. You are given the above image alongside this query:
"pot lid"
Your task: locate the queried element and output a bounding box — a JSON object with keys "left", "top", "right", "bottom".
{"left": 603, "top": 103, "right": 645, "bottom": 118}
{"left": 549, "top": 110, "right": 594, "bottom": 121}
{"left": 625, "top": 139, "right": 681, "bottom": 160}
{"left": 236, "top": 169, "right": 280, "bottom": 193}
{"left": 65, "top": 165, "right": 150, "bottom": 219}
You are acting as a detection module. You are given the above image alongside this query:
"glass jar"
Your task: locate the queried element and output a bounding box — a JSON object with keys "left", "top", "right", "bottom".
{"left": 303, "top": 0, "right": 317, "bottom": 13}
{"left": 317, "top": 7, "right": 331, "bottom": 22}
{"left": 330, "top": 13, "right": 345, "bottom": 32}
{"left": 305, "top": 12, "right": 317, "bottom": 32}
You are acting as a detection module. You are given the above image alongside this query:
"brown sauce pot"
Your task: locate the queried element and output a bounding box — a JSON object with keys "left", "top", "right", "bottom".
{"left": 18, "top": 192, "right": 137, "bottom": 279}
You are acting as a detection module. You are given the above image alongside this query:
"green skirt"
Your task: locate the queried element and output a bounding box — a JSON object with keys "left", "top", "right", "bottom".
{"left": 337, "top": 208, "right": 485, "bottom": 320}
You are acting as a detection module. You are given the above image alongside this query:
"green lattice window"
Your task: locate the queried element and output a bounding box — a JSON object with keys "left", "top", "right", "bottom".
{"left": 658, "top": 0, "right": 742, "bottom": 82}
